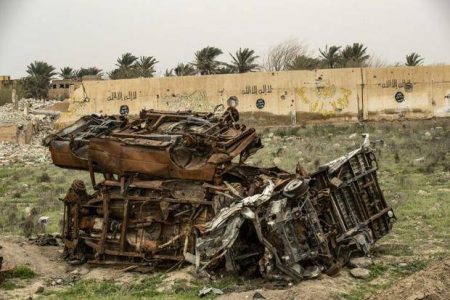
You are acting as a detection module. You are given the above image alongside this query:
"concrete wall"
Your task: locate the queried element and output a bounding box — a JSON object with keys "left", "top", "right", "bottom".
{"left": 0, "top": 123, "right": 33, "bottom": 144}
{"left": 57, "top": 65, "right": 450, "bottom": 127}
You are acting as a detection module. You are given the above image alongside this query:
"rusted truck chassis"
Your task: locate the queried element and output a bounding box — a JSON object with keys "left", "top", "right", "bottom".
{"left": 45, "top": 107, "right": 395, "bottom": 280}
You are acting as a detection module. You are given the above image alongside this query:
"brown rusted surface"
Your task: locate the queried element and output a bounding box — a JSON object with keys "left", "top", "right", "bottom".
{"left": 45, "top": 107, "right": 395, "bottom": 281}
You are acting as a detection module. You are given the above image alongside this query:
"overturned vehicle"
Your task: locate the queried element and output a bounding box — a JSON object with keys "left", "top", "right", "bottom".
{"left": 45, "top": 107, "right": 395, "bottom": 281}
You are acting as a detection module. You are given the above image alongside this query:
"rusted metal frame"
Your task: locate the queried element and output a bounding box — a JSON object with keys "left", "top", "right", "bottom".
{"left": 216, "top": 128, "right": 254, "bottom": 148}
{"left": 111, "top": 132, "right": 181, "bottom": 141}
{"left": 334, "top": 188, "right": 357, "bottom": 229}
{"left": 97, "top": 192, "right": 110, "bottom": 256}
{"left": 119, "top": 196, "right": 129, "bottom": 253}
{"left": 110, "top": 193, "right": 213, "bottom": 206}
{"left": 62, "top": 201, "right": 67, "bottom": 239}
{"left": 87, "top": 157, "right": 96, "bottom": 188}
{"left": 102, "top": 179, "right": 164, "bottom": 190}
{"left": 329, "top": 191, "right": 348, "bottom": 233}
{"left": 347, "top": 183, "right": 369, "bottom": 222}
{"left": 335, "top": 206, "right": 391, "bottom": 243}
{"left": 340, "top": 160, "right": 364, "bottom": 226}
{"left": 86, "top": 239, "right": 145, "bottom": 258}
{"left": 251, "top": 215, "right": 302, "bottom": 280}
{"left": 227, "top": 132, "right": 258, "bottom": 158}
{"left": 368, "top": 172, "right": 391, "bottom": 234}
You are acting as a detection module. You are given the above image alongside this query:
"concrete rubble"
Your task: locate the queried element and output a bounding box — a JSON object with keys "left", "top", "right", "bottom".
{"left": 0, "top": 99, "right": 59, "bottom": 166}
{"left": 44, "top": 106, "right": 395, "bottom": 282}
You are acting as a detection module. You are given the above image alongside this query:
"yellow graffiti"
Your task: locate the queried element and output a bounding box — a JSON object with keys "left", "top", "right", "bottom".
{"left": 295, "top": 86, "right": 351, "bottom": 116}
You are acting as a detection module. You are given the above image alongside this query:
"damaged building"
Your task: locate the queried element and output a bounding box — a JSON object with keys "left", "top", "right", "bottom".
{"left": 44, "top": 106, "right": 395, "bottom": 281}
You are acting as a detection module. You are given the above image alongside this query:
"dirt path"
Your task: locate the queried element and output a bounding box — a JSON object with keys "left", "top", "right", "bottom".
{"left": 0, "top": 235, "right": 67, "bottom": 299}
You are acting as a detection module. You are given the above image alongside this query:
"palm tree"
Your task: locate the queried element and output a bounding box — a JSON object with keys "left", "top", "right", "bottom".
{"left": 76, "top": 67, "right": 103, "bottom": 79}
{"left": 59, "top": 67, "right": 75, "bottom": 79}
{"left": 112, "top": 53, "right": 138, "bottom": 79}
{"left": 229, "top": 48, "right": 259, "bottom": 73}
{"left": 288, "top": 55, "right": 321, "bottom": 70}
{"left": 319, "top": 45, "right": 341, "bottom": 68}
{"left": 405, "top": 53, "right": 424, "bottom": 66}
{"left": 192, "top": 46, "right": 223, "bottom": 75}
{"left": 23, "top": 61, "right": 56, "bottom": 99}
{"left": 174, "top": 63, "right": 196, "bottom": 76}
{"left": 133, "top": 56, "right": 158, "bottom": 78}
{"left": 116, "top": 52, "right": 138, "bottom": 69}
{"left": 164, "top": 69, "right": 174, "bottom": 77}
{"left": 341, "top": 43, "right": 370, "bottom": 67}
{"left": 26, "top": 61, "right": 56, "bottom": 78}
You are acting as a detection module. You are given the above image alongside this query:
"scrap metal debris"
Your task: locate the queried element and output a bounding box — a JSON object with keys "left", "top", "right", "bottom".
{"left": 44, "top": 107, "right": 395, "bottom": 281}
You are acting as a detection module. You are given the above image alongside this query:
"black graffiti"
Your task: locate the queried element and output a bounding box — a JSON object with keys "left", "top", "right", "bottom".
{"left": 107, "top": 91, "right": 137, "bottom": 101}
{"left": 256, "top": 98, "right": 265, "bottom": 109}
{"left": 120, "top": 105, "right": 129, "bottom": 115}
{"left": 242, "top": 84, "right": 272, "bottom": 95}
{"left": 395, "top": 91, "right": 405, "bottom": 103}
{"left": 382, "top": 79, "right": 413, "bottom": 92}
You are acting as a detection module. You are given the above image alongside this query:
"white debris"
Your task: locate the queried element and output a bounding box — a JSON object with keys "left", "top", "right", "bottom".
{"left": 0, "top": 98, "right": 59, "bottom": 166}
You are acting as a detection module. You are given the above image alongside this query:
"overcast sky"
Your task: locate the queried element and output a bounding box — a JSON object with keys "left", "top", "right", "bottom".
{"left": 1, "top": 0, "right": 449, "bottom": 78}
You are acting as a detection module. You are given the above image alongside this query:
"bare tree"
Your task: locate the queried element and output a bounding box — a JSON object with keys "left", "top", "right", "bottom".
{"left": 366, "top": 54, "right": 389, "bottom": 68}
{"left": 263, "top": 39, "right": 308, "bottom": 71}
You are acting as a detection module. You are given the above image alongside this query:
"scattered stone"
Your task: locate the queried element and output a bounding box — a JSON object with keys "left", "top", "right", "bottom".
{"left": 349, "top": 133, "right": 357, "bottom": 139}
{"left": 198, "top": 287, "right": 223, "bottom": 297}
{"left": 273, "top": 157, "right": 282, "bottom": 165}
{"left": 79, "top": 266, "right": 90, "bottom": 275}
{"left": 253, "top": 291, "right": 266, "bottom": 299}
{"left": 424, "top": 131, "right": 431, "bottom": 137}
{"left": 398, "top": 262, "right": 408, "bottom": 267}
{"left": 35, "top": 285, "right": 44, "bottom": 294}
{"left": 413, "top": 157, "right": 425, "bottom": 165}
{"left": 267, "top": 132, "right": 274, "bottom": 138}
{"left": 417, "top": 190, "right": 429, "bottom": 196}
{"left": 350, "top": 267, "right": 370, "bottom": 279}
{"left": 333, "top": 143, "right": 340, "bottom": 148}
{"left": 56, "top": 278, "right": 63, "bottom": 285}
{"left": 349, "top": 257, "right": 373, "bottom": 268}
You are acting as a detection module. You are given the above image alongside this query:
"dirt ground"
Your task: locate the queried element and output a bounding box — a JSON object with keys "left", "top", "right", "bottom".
{"left": 369, "top": 258, "right": 450, "bottom": 300}
{"left": 0, "top": 236, "right": 137, "bottom": 299}
{"left": 2, "top": 235, "right": 448, "bottom": 300}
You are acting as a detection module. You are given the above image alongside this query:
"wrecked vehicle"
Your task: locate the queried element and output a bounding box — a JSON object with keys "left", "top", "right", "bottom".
{"left": 44, "top": 107, "right": 395, "bottom": 281}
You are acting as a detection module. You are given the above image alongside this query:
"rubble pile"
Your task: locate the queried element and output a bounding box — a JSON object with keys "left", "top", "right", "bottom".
{"left": 0, "top": 99, "right": 59, "bottom": 166}
{"left": 45, "top": 107, "right": 395, "bottom": 281}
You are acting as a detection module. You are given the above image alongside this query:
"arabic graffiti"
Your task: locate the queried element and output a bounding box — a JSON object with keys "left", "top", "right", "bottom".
{"left": 241, "top": 84, "right": 273, "bottom": 95}
{"left": 107, "top": 91, "right": 137, "bottom": 101}
{"left": 381, "top": 79, "right": 413, "bottom": 92}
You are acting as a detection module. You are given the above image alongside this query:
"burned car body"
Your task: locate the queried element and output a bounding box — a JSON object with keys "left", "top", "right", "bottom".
{"left": 45, "top": 107, "right": 394, "bottom": 280}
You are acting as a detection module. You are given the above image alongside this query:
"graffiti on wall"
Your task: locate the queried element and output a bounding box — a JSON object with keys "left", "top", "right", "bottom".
{"left": 395, "top": 91, "right": 405, "bottom": 103}
{"left": 107, "top": 91, "right": 137, "bottom": 101}
{"left": 241, "top": 84, "right": 273, "bottom": 95}
{"left": 160, "top": 90, "right": 214, "bottom": 111}
{"left": 295, "top": 83, "right": 351, "bottom": 116}
{"left": 381, "top": 79, "right": 413, "bottom": 92}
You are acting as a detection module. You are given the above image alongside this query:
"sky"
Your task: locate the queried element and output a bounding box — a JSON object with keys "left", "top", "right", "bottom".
{"left": 0, "top": 0, "right": 449, "bottom": 78}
